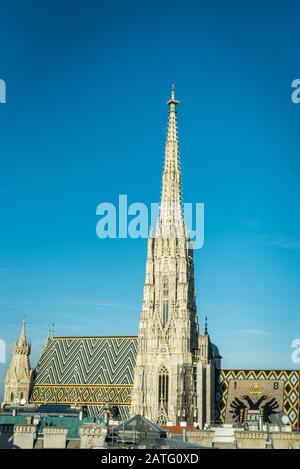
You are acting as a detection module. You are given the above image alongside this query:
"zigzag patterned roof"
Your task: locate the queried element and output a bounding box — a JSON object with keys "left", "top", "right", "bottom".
{"left": 33, "top": 337, "right": 138, "bottom": 385}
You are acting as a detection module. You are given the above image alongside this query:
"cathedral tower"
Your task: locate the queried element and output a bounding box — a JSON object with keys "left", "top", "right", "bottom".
{"left": 4, "top": 321, "right": 33, "bottom": 405}
{"left": 131, "top": 86, "right": 200, "bottom": 425}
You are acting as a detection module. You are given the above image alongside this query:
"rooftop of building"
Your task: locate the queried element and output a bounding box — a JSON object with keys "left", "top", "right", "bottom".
{"left": 0, "top": 404, "right": 103, "bottom": 440}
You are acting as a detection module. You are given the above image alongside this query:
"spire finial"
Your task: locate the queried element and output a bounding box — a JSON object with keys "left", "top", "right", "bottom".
{"left": 20, "top": 317, "right": 26, "bottom": 338}
{"left": 16, "top": 317, "right": 29, "bottom": 351}
{"left": 167, "top": 83, "right": 179, "bottom": 107}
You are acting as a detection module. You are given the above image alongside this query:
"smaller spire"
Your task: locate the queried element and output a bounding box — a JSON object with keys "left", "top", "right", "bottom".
{"left": 205, "top": 316, "right": 208, "bottom": 335}
{"left": 18, "top": 319, "right": 27, "bottom": 346}
{"left": 40, "top": 324, "right": 52, "bottom": 356}
{"left": 14, "top": 319, "right": 30, "bottom": 355}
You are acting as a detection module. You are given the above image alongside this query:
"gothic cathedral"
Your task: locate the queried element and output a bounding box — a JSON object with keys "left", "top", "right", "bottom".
{"left": 4, "top": 87, "right": 221, "bottom": 428}
{"left": 131, "top": 86, "right": 221, "bottom": 426}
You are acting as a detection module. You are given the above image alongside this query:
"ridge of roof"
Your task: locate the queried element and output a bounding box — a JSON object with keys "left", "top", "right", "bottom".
{"left": 51, "top": 336, "right": 138, "bottom": 340}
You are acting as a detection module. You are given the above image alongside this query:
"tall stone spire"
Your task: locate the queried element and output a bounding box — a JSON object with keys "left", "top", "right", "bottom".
{"left": 4, "top": 321, "right": 33, "bottom": 405}
{"left": 158, "top": 84, "right": 183, "bottom": 237}
{"left": 131, "top": 86, "right": 199, "bottom": 425}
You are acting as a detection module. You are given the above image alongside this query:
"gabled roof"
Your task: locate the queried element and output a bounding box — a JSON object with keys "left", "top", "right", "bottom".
{"left": 106, "top": 414, "right": 167, "bottom": 444}
{"left": 30, "top": 337, "right": 138, "bottom": 413}
{"left": 111, "top": 414, "right": 166, "bottom": 435}
{"left": 33, "top": 336, "right": 138, "bottom": 385}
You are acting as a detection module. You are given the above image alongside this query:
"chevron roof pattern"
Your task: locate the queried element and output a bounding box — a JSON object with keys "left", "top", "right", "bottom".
{"left": 32, "top": 337, "right": 138, "bottom": 385}
{"left": 30, "top": 337, "right": 138, "bottom": 415}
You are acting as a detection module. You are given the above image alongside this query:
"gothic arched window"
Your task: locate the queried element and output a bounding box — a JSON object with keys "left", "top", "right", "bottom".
{"left": 158, "top": 365, "right": 169, "bottom": 412}
{"left": 162, "top": 301, "right": 169, "bottom": 327}
{"left": 162, "top": 277, "right": 169, "bottom": 326}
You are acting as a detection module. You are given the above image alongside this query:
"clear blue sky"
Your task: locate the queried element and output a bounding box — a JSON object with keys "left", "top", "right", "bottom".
{"left": 0, "top": 0, "right": 300, "bottom": 395}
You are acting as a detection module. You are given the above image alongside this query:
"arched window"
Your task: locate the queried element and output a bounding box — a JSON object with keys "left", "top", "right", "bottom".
{"left": 158, "top": 365, "right": 169, "bottom": 412}
{"left": 10, "top": 392, "right": 14, "bottom": 402}
{"left": 162, "top": 301, "right": 168, "bottom": 327}
{"left": 162, "top": 277, "right": 169, "bottom": 326}
{"left": 20, "top": 392, "right": 24, "bottom": 400}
